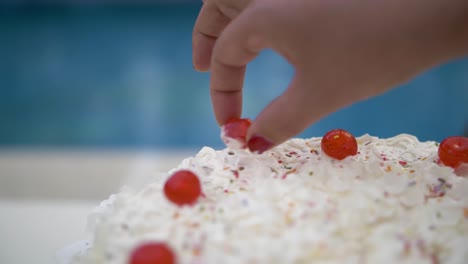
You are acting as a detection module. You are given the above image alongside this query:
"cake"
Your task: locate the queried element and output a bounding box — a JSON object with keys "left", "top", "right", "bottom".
{"left": 67, "top": 130, "right": 468, "bottom": 264}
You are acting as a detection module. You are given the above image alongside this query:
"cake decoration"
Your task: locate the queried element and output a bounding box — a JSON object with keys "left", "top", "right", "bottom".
{"left": 320, "top": 128, "right": 358, "bottom": 160}
{"left": 163, "top": 170, "right": 202, "bottom": 206}
{"left": 221, "top": 118, "right": 252, "bottom": 149}
{"left": 129, "top": 242, "right": 176, "bottom": 264}
{"left": 438, "top": 136, "right": 468, "bottom": 169}
{"left": 67, "top": 130, "right": 468, "bottom": 264}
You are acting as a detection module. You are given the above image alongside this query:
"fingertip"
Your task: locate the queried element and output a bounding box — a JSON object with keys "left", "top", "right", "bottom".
{"left": 247, "top": 135, "right": 274, "bottom": 154}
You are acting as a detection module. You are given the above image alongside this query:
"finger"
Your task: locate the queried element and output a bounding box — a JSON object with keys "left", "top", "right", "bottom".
{"left": 192, "top": 1, "right": 231, "bottom": 72}
{"left": 246, "top": 75, "right": 335, "bottom": 154}
{"left": 210, "top": 7, "right": 269, "bottom": 125}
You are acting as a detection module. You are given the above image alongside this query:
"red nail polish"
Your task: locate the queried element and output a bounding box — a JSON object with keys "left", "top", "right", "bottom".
{"left": 248, "top": 135, "right": 273, "bottom": 154}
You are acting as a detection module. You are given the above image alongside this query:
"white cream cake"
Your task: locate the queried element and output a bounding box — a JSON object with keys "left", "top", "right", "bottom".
{"left": 70, "top": 134, "right": 468, "bottom": 264}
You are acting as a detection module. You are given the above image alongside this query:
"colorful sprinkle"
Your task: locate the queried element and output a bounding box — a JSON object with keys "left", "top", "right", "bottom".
{"left": 231, "top": 170, "right": 240, "bottom": 178}
{"left": 282, "top": 169, "right": 297, "bottom": 180}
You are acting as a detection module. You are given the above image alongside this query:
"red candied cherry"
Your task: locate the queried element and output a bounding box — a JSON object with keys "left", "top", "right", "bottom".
{"left": 221, "top": 118, "right": 252, "bottom": 148}
{"left": 129, "top": 242, "right": 176, "bottom": 264}
{"left": 438, "top": 136, "right": 468, "bottom": 169}
{"left": 164, "top": 170, "right": 201, "bottom": 206}
{"left": 321, "top": 129, "right": 358, "bottom": 160}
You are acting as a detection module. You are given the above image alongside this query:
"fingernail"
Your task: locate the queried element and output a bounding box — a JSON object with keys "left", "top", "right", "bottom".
{"left": 247, "top": 135, "right": 273, "bottom": 154}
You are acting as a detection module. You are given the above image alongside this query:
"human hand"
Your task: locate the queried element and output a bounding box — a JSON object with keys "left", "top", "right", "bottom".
{"left": 193, "top": 0, "right": 468, "bottom": 153}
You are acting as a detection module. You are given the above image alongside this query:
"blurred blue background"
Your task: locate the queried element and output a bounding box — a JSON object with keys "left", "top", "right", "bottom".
{"left": 0, "top": 1, "right": 467, "bottom": 150}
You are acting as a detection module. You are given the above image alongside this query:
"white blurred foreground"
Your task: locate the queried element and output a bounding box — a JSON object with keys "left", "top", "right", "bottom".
{"left": 0, "top": 149, "right": 195, "bottom": 264}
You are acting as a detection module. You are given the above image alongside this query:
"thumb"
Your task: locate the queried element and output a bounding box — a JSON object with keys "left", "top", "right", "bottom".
{"left": 247, "top": 75, "right": 332, "bottom": 154}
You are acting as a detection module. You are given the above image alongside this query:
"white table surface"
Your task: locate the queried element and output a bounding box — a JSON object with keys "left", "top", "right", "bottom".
{"left": 0, "top": 149, "right": 196, "bottom": 264}
{"left": 0, "top": 199, "right": 95, "bottom": 264}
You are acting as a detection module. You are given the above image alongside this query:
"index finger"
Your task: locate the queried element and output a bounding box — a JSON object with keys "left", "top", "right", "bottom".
{"left": 210, "top": 8, "right": 268, "bottom": 125}
{"left": 192, "top": 1, "right": 230, "bottom": 72}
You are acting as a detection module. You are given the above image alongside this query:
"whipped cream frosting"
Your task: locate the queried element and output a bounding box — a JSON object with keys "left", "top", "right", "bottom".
{"left": 73, "top": 134, "right": 468, "bottom": 264}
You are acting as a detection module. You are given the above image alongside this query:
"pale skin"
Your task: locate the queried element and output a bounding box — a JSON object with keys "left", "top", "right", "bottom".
{"left": 192, "top": 0, "right": 468, "bottom": 152}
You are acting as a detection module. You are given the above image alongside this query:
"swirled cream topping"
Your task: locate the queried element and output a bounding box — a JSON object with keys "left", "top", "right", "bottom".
{"left": 73, "top": 134, "right": 468, "bottom": 264}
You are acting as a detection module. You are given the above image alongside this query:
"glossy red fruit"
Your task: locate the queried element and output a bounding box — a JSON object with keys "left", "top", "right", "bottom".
{"left": 321, "top": 129, "right": 358, "bottom": 160}
{"left": 129, "top": 242, "right": 176, "bottom": 264}
{"left": 222, "top": 118, "right": 252, "bottom": 148}
{"left": 164, "top": 170, "right": 201, "bottom": 206}
{"left": 438, "top": 136, "right": 468, "bottom": 169}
